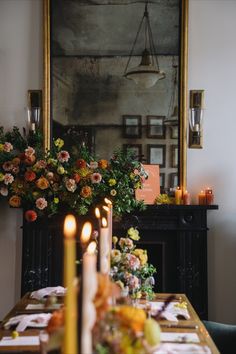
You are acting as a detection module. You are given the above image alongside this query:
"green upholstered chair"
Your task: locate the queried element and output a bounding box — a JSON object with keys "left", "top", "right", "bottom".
{"left": 203, "top": 320, "right": 236, "bottom": 354}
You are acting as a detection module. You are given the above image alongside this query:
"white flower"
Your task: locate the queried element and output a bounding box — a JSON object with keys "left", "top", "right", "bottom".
{"left": 90, "top": 172, "right": 102, "bottom": 184}
{"left": 90, "top": 161, "right": 98, "bottom": 169}
{"left": 0, "top": 186, "right": 8, "bottom": 196}
{"left": 4, "top": 173, "right": 14, "bottom": 185}
{"left": 25, "top": 146, "right": 35, "bottom": 157}
{"left": 57, "top": 150, "right": 70, "bottom": 163}
{"left": 65, "top": 178, "right": 77, "bottom": 192}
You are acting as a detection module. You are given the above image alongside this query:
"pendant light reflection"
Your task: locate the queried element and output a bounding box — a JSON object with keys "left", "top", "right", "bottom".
{"left": 124, "top": 2, "right": 165, "bottom": 89}
{"left": 164, "top": 63, "right": 178, "bottom": 127}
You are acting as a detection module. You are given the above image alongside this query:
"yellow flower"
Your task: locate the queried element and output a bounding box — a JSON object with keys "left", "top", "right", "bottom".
{"left": 9, "top": 195, "right": 21, "bottom": 208}
{"left": 0, "top": 173, "right": 4, "bottom": 182}
{"left": 133, "top": 248, "right": 148, "bottom": 265}
{"left": 108, "top": 178, "right": 116, "bottom": 186}
{"left": 130, "top": 172, "right": 135, "bottom": 180}
{"left": 54, "top": 138, "right": 64, "bottom": 149}
{"left": 47, "top": 158, "right": 58, "bottom": 167}
{"left": 112, "top": 236, "right": 118, "bottom": 245}
{"left": 127, "top": 227, "right": 140, "bottom": 241}
{"left": 54, "top": 197, "right": 59, "bottom": 204}
{"left": 0, "top": 144, "right": 3, "bottom": 152}
{"left": 134, "top": 181, "right": 141, "bottom": 189}
{"left": 57, "top": 166, "right": 65, "bottom": 175}
{"left": 32, "top": 192, "right": 39, "bottom": 198}
{"left": 78, "top": 168, "right": 90, "bottom": 178}
{"left": 117, "top": 306, "right": 146, "bottom": 333}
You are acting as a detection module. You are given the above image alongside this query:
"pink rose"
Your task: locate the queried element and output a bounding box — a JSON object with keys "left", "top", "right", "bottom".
{"left": 0, "top": 186, "right": 8, "bottom": 196}
{"left": 35, "top": 197, "right": 48, "bottom": 210}
{"left": 90, "top": 172, "right": 102, "bottom": 184}
{"left": 3, "top": 142, "right": 13, "bottom": 152}
{"left": 2, "top": 161, "right": 13, "bottom": 171}
{"left": 125, "top": 254, "right": 140, "bottom": 270}
{"left": 57, "top": 150, "right": 70, "bottom": 163}
{"left": 25, "top": 146, "right": 35, "bottom": 157}
{"left": 65, "top": 178, "right": 77, "bottom": 192}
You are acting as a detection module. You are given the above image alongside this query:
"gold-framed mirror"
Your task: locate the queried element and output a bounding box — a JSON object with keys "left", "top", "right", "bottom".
{"left": 43, "top": 0, "right": 188, "bottom": 191}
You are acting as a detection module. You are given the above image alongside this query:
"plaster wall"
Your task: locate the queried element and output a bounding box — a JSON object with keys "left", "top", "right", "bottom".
{"left": 0, "top": 0, "right": 42, "bottom": 319}
{"left": 188, "top": 0, "right": 236, "bottom": 323}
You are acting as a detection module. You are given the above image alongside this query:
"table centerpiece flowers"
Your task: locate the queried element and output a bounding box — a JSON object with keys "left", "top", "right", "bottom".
{"left": 111, "top": 227, "right": 157, "bottom": 300}
{"left": 0, "top": 127, "right": 146, "bottom": 221}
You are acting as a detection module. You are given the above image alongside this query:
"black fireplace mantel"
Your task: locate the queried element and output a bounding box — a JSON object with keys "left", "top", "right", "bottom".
{"left": 21, "top": 204, "right": 218, "bottom": 319}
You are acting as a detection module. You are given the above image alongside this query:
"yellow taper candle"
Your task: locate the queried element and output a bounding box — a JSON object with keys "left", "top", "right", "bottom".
{"left": 63, "top": 214, "right": 78, "bottom": 354}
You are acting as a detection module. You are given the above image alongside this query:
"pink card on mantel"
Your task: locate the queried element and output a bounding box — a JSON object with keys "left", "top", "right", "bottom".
{"left": 135, "top": 164, "right": 160, "bottom": 204}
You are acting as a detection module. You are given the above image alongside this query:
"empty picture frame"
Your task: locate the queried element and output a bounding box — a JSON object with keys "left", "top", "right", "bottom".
{"left": 171, "top": 126, "right": 178, "bottom": 139}
{"left": 160, "top": 173, "right": 165, "bottom": 190}
{"left": 147, "top": 115, "right": 165, "bottom": 138}
{"left": 123, "top": 144, "right": 142, "bottom": 161}
{"left": 123, "top": 115, "right": 142, "bottom": 138}
{"left": 170, "top": 172, "right": 178, "bottom": 188}
{"left": 171, "top": 144, "right": 178, "bottom": 168}
{"left": 147, "top": 144, "right": 166, "bottom": 167}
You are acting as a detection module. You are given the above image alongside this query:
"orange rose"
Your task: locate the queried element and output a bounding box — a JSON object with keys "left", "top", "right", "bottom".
{"left": 25, "top": 210, "right": 37, "bottom": 222}
{"left": 9, "top": 195, "right": 21, "bottom": 208}
{"left": 35, "top": 176, "right": 50, "bottom": 190}
{"left": 76, "top": 159, "right": 86, "bottom": 168}
{"left": 98, "top": 159, "right": 108, "bottom": 169}
{"left": 117, "top": 306, "right": 146, "bottom": 333}
{"left": 80, "top": 185, "right": 92, "bottom": 198}
{"left": 73, "top": 173, "right": 81, "bottom": 183}
{"left": 24, "top": 170, "right": 36, "bottom": 182}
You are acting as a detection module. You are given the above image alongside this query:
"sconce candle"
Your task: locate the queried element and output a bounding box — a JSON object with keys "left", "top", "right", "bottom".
{"left": 63, "top": 214, "right": 78, "bottom": 354}
{"left": 82, "top": 241, "right": 98, "bottom": 354}
{"left": 183, "top": 190, "right": 191, "bottom": 205}
{"left": 198, "top": 190, "right": 206, "bottom": 205}
{"left": 175, "top": 187, "right": 182, "bottom": 205}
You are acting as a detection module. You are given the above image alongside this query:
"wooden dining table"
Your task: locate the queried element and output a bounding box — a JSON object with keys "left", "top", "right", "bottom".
{"left": 0, "top": 293, "right": 220, "bottom": 353}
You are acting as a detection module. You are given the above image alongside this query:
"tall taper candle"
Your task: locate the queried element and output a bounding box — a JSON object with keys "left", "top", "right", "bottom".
{"left": 63, "top": 214, "right": 77, "bottom": 354}
{"left": 104, "top": 198, "right": 113, "bottom": 251}
{"left": 100, "top": 217, "right": 110, "bottom": 274}
{"left": 82, "top": 241, "right": 98, "bottom": 354}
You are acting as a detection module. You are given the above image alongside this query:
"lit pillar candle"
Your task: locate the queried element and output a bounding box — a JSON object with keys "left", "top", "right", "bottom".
{"left": 205, "top": 188, "right": 214, "bottom": 205}
{"left": 100, "top": 217, "right": 110, "bottom": 274}
{"left": 175, "top": 186, "right": 182, "bottom": 205}
{"left": 183, "top": 190, "right": 191, "bottom": 205}
{"left": 104, "top": 198, "right": 113, "bottom": 251}
{"left": 63, "top": 214, "right": 78, "bottom": 354}
{"left": 198, "top": 190, "right": 206, "bottom": 205}
{"left": 82, "top": 241, "right": 98, "bottom": 354}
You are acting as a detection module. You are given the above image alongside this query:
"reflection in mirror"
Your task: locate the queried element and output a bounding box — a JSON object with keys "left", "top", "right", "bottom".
{"left": 46, "top": 0, "right": 188, "bottom": 192}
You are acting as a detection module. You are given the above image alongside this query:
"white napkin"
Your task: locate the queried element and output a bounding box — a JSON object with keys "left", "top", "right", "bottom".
{"left": 161, "top": 332, "right": 200, "bottom": 343}
{"left": 138, "top": 302, "right": 190, "bottom": 321}
{"left": 4, "top": 313, "right": 52, "bottom": 332}
{"left": 154, "top": 343, "right": 211, "bottom": 353}
{"left": 0, "top": 336, "right": 39, "bottom": 347}
{"left": 30, "top": 286, "right": 66, "bottom": 300}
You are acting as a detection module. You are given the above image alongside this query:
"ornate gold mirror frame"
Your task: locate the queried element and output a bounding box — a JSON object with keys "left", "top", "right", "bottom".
{"left": 43, "top": 0, "right": 188, "bottom": 191}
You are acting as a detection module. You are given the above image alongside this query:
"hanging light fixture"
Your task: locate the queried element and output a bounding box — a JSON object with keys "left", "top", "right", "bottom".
{"left": 124, "top": 2, "right": 165, "bottom": 89}
{"left": 164, "top": 63, "right": 178, "bottom": 126}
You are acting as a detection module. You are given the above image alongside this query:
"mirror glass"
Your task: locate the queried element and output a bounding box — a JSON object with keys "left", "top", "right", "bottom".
{"left": 46, "top": 0, "right": 187, "bottom": 192}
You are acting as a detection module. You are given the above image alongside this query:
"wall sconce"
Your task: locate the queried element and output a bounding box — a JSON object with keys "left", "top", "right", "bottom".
{"left": 124, "top": 3, "right": 165, "bottom": 88}
{"left": 188, "top": 90, "right": 204, "bottom": 148}
{"left": 27, "top": 90, "right": 42, "bottom": 133}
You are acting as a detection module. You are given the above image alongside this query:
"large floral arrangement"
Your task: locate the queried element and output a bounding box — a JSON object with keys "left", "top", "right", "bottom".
{"left": 0, "top": 127, "right": 146, "bottom": 221}
{"left": 111, "top": 227, "right": 156, "bottom": 299}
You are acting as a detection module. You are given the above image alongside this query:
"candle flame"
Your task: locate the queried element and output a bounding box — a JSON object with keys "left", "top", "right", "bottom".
{"left": 101, "top": 217, "right": 107, "bottom": 228}
{"left": 95, "top": 207, "right": 100, "bottom": 219}
{"left": 103, "top": 205, "right": 109, "bottom": 212}
{"left": 104, "top": 198, "right": 112, "bottom": 205}
{"left": 81, "top": 222, "right": 92, "bottom": 243}
{"left": 87, "top": 241, "right": 96, "bottom": 254}
{"left": 63, "top": 214, "right": 76, "bottom": 239}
